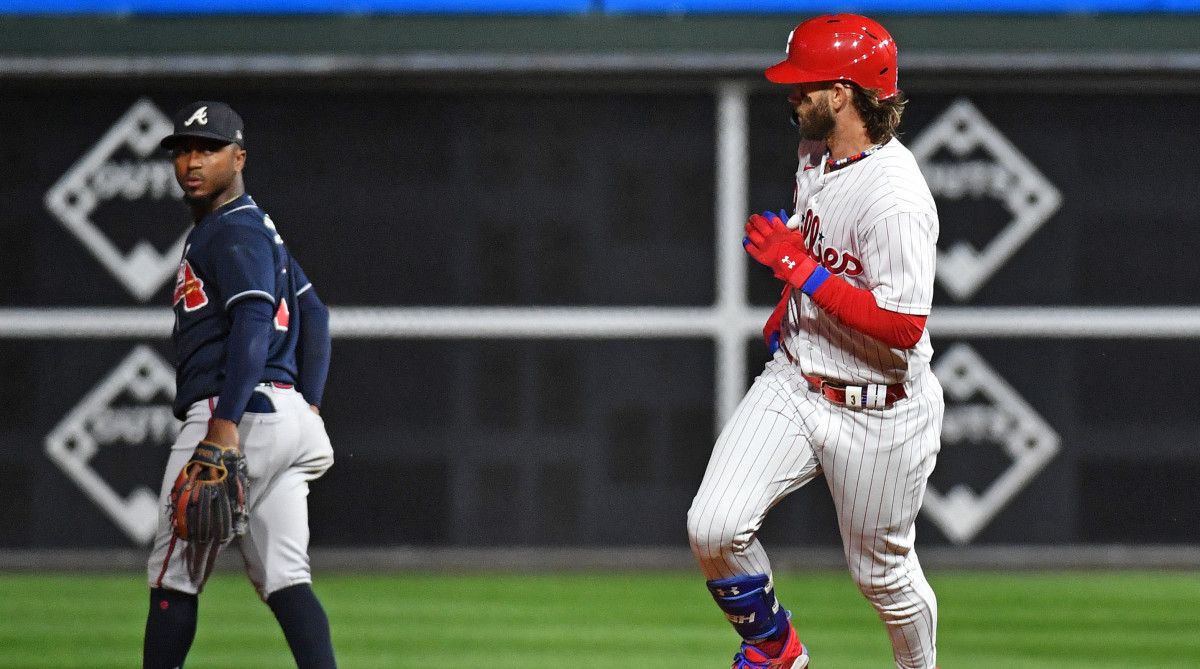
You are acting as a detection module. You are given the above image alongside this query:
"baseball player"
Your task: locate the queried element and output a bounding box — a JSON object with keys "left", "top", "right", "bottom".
{"left": 142, "top": 101, "right": 337, "bottom": 669}
{"left": 686, "top": 16, "right": 944, "bottom": 669}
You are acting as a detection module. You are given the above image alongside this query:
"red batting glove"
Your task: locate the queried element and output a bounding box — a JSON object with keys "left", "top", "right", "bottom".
{"left": 743, "top": 213, "right": 818, "bottom": 287}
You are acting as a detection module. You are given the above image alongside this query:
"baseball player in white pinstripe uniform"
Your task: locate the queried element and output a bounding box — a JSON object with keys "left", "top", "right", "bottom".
{"left": 687, "top": 15, "right": 944, "bottom": 669}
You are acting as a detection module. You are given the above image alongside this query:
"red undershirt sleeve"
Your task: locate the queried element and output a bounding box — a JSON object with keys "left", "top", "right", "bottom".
{"left": 809, "top": 276, "right": 927, "bottom": 349}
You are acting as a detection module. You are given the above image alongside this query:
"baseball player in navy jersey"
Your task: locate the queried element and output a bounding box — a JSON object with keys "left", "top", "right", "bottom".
{"left": 687, "top": 16, "right": 944, "bottom": 669}
{"left": 143, "top": 101, "right": 337, "bottom": 669}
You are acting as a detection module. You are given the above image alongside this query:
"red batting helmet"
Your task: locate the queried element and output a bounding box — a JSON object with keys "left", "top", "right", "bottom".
{"left": 765, "top": 14, "right": 899, "bottom": 100}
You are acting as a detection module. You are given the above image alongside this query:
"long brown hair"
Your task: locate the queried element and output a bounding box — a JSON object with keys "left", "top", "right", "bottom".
{"left": 851, "top": 83, "right": 908, "bottom": 144}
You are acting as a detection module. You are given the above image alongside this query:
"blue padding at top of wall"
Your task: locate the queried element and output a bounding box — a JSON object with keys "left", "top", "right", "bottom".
{"left": 0, "top": 0, "right": 591, "bottom": 12}
{"left": 3, "top": 0, "right": 1198, "bottom": 12}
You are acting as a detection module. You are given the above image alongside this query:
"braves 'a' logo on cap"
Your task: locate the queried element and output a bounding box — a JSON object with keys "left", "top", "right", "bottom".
{"left": 184, "top": 106, "right": 209, "bottom": 127}
{"left": 172, "top": 258, "right": 209, "bottom": 312}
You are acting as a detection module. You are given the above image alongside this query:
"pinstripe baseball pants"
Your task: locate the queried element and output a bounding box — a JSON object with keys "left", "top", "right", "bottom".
{"left": 687, "top": 353, "right": 944, "bottom": 669}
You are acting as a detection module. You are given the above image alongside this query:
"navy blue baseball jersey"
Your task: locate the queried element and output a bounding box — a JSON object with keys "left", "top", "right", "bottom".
{"left": 170, "top": 194, "right": 311, "bottom": 419}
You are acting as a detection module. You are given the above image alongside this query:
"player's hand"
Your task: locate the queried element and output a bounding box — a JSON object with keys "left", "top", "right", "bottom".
{"left": 204, "top": 417, "right": 240, "bottom": 450}
{"left": 743, "top": 211, "right": 818, "bottom": 286}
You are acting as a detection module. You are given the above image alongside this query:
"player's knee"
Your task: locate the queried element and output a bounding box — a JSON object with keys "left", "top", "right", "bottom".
{"left": 847, "top": 561, "right": 911, "bottom": 603}
{"left": 686, "top": 505, "right": 740, "bottom": 559}
{"left": 257, "top": 562, "right": 314, "bottom": 601}
{"left": 848, "top": 564, "right": 886, "bottom": 597}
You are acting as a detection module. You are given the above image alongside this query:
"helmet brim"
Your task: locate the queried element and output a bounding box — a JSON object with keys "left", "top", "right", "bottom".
{"left": 765, "top": 60, "right": 827, "bottom": 85}
{"left": 765, "top": 59, "right": 899, "bottom": 99}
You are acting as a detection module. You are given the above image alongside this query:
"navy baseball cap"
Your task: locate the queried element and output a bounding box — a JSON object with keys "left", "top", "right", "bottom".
{"left": 160, "top": 101, "right": 245, "bottom": 150}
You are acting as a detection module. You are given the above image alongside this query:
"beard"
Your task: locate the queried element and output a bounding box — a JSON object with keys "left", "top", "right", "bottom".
{"left": 180, "top": 176, "right": 231, "bottom": 208}
{"left": 795, "top": 95, "right": 836, "bottom": 142}
{"left": 182, "top": 192, "right": 216, "bottom": 207}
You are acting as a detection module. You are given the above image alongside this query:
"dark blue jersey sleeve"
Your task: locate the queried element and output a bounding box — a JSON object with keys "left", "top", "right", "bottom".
{"left": 209, "top": 223, "right": 277, "bottom": 308}
{"left": 293, "top": 261, "right": 313, "bottom": 295}
{"left": 292, "top": 258, "right": 330, "bottom": 407}
{"left": 212, "top": 298, "right": 274, "bottom": 423}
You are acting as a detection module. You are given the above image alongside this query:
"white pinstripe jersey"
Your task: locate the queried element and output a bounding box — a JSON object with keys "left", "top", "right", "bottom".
{"left": 779, "top": 137, "right": 938, "bottom": 386}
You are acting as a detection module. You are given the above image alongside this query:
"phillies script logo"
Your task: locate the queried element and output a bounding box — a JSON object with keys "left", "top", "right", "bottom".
{"left": 796, "top": 209, "right": 863, "bottom": 276}
{"left": 172, "top": 258, "right": 209, "bottom": 312}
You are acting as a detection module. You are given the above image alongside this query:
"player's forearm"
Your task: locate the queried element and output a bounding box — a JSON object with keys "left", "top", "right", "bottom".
{"left": 808, "top": 277, "right": 926, "bottom": 349}
{"left": 213, "top": 298, "right": 275, "bottom": 425}
{"left": 746, "top": 211, "right": 927, "bottom": 350}
{"left": 296, "top": 289, "right": 331, "bottom": 408}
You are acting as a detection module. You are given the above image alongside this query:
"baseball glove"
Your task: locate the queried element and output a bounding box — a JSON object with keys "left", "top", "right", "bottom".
{"left": 168, "top": 440, "right": 249, "bottom": 582}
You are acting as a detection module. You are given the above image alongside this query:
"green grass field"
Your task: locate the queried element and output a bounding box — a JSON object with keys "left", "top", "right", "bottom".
{"left": 1, "top": 570, "right": 1198, "bottom": 668}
